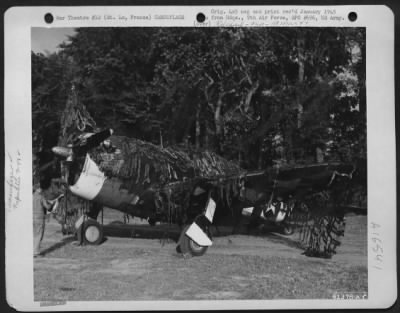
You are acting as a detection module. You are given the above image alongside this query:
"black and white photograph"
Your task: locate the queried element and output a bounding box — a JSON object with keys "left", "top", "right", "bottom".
{"left": 31, "top": 25, "right": 368, "bottom": 301}
{"left": 4, "top": 5, "right": 396, "bottom": 310}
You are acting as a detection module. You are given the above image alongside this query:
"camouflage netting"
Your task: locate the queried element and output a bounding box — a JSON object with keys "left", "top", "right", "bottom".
{"left": 92, "top": 135, "right": 244, "bottom": 187}
{"left": 89, "top": 136, "right": 246, "bottom": 224}
{"left": 289, "top": 193, "right": 347, "bottom": 258}
{"left": 58, "top": 85, "right": 97, "bottom": 146}
{"left": 54, "top": 85, "right": 246, "bottom": 230}
{"left": 281, "top": 165, "right": 357, "bottom": 258}
{"left": 55, "top": 85, "right": 98, "bottom": 233}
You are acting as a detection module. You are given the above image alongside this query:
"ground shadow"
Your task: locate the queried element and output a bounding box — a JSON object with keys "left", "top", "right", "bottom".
{"left": 101, "top": 221, "right": 304, "bottom": 251}
{"left": 103, "top": 222, "right": 181, "bottom": 242}
{"left": 214, "top": 223, "right": 306, "bottom": 251}
{"left": 256, "top": 231, "right": 306, "bottom": 251}
{"left": 40, "top": 236, "right": 76, "bottom": 255}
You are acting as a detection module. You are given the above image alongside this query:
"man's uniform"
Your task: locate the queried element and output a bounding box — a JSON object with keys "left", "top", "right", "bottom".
{"left": 33, "top": 188, "right": 48, "bottom": 256}
{"left": 33, "top": 184, "right": 63, "bottom": 257}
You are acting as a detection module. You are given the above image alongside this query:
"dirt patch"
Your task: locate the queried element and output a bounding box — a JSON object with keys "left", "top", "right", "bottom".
{"left": 34, "top": 214, "right": 367, "bottom": 301}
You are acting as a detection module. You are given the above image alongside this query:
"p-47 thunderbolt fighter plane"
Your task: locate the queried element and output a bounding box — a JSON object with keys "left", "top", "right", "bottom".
{"left": 52, "top": 129, "right": 360, "bottom": 258}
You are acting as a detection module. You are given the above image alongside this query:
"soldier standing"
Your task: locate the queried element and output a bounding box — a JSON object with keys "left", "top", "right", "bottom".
{"left": 33, "top": 177, "right": 63, "bottom": 257}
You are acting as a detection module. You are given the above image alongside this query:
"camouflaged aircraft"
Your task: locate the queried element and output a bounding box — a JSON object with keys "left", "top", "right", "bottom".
{"left": 51, "top": 128, "right": 362, "bottom": 258}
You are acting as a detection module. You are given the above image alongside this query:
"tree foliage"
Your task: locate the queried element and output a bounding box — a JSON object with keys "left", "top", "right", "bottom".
{"left": 32, "top": 27, "right": 366, "bottom": 172}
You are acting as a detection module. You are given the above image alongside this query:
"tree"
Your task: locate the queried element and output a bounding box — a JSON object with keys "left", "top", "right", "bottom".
{"left": 33, "top": 27, "right": 366, "bottom": 172}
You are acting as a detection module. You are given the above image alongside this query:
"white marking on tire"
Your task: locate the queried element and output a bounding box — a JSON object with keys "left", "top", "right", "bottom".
{"left": 185, "top": 223, "right": 212, "bottom": 246}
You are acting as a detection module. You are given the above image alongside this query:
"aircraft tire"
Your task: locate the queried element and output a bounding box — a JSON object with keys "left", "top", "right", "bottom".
{"left": 148, "top": 217, "right": 156, "bottom": 226}
{"left": 282, "top": 224, "right": 294, "bottom": 236}
{"left": 179, "top": 225, "right": 208, "bottom": 257}
{"left": 82, "top": 219, "right": 104, "bottom": 245}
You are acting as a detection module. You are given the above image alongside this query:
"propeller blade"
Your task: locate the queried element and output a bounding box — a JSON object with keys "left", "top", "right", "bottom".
{"left": 73, "top": 128, "right": 113, "bottom": 155}
{"left": 52, "top": 146, "right": 73, "bottom": 159}
{"left": 52, "top": 129, "right": 113, "bottom": 159}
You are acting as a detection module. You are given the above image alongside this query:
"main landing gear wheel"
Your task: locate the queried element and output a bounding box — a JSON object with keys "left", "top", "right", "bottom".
{"left": 82, "top": 219, "right": 104, "bottom": 245}
{"left": 177, "top": 225, "right": 208, "bottom": 257}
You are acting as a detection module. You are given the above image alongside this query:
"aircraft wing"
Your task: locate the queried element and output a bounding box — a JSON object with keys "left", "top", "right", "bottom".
{"left": 235, "top": 162, "right": 361, "bottom": 258}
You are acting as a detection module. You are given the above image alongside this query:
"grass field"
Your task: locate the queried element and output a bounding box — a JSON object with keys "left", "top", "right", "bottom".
{"left": 34, "top": 212, "right": 367, "bottom": 301}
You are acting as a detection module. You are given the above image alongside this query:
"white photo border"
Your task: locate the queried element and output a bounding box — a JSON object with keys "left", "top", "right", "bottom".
{"left": 4, "top": 5, "right": 396, "bottom": 310}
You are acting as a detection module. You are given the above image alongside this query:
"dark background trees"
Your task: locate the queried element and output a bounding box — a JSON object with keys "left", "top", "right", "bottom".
{"left": 32, "top": 27, "right": 366, "bottom": 171}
